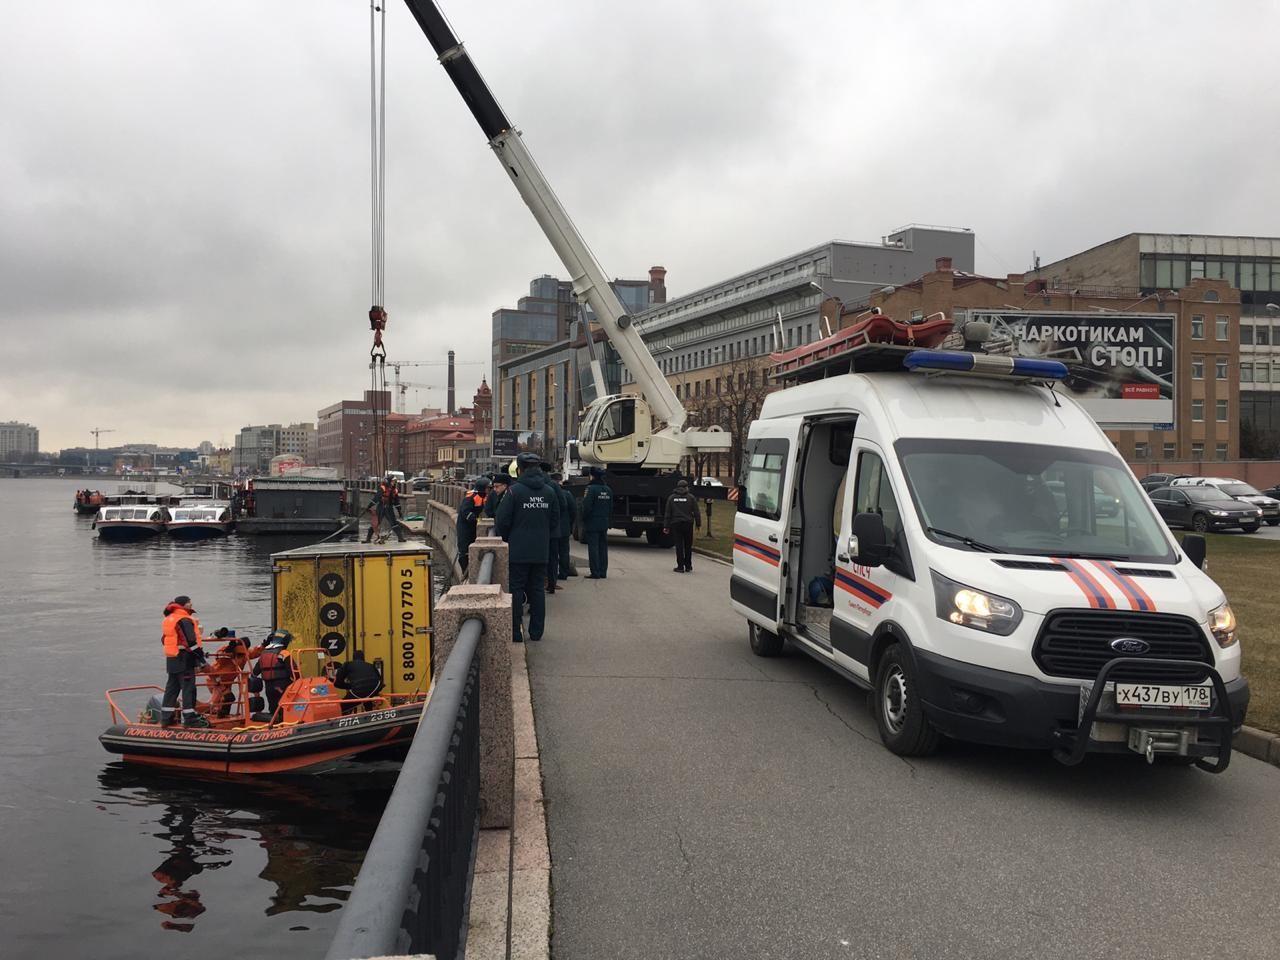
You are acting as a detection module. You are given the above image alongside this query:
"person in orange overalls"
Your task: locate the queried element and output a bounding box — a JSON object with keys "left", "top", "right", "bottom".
{"left": 201, "top": 629, "right": 263, "bottom": 719}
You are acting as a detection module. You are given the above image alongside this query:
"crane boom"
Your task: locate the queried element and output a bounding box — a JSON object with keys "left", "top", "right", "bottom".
{"left": 401, "top": 0, "right": 689, "bottom": 434}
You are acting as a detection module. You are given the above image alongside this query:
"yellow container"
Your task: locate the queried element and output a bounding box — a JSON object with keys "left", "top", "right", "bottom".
{"left": 271, "top": 541, "right": 434, "bottom": 696}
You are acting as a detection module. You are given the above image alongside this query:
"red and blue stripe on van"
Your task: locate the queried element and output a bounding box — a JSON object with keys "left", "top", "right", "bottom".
{"left": 734, "top": 535, "right": 781, "bottom": 567}
{"left": 834, "top": 567, "right": 893, "bottom": 609}
{"left": 1055, "top": 558, "right": 1157, "bottom": 612}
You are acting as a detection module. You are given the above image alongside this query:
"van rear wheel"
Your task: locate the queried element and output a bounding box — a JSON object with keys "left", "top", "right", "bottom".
{"left": 748, "top": 622, "right": 784, "bottom": 657}
{"left": 873, "top": 644, "right": 940, "bottom": 756}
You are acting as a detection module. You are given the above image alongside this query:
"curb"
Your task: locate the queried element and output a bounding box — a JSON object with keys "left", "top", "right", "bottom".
{"left": 1234, "top": 724, "right": 1280, "bottom": 767}
{"left": 691, "top": 545, "right": 732, "bottom": 567}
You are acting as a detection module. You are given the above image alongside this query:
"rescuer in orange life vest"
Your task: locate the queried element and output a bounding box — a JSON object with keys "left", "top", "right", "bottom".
{"left": 161, "top": 595, "right": 210, "bottom": 728}
{"left": 201, "top": 628, "right": 263, "bottom": 719}
{"left": 250, "top": 630, "right": 296, "bottom": 719}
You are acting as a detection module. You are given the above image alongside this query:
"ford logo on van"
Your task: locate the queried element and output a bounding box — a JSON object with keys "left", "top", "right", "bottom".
{"left": 1110, "top": 637, "right": 1150, "bottom": 655}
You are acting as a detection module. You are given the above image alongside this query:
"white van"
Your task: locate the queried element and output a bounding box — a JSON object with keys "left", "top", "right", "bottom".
{"left": 731, "top": 349, "right": 1249, "bottom": 771}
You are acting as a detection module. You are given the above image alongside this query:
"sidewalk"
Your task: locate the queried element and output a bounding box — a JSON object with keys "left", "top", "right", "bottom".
{"left": 526, "top": 535, "right": 1280, "bottom": 960}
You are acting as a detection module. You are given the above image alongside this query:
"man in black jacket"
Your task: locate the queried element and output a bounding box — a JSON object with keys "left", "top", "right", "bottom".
{"left": 495, "top": 454, "right": 560, "bottom": 642}
{"left": 333, "top": 650, "right": 384, "bottom": 713}
{"left": 555, "top": 474, "right": 576, "bottom": 579}
{"left": 664, "top": 478, "right": 702, "bottom": 573}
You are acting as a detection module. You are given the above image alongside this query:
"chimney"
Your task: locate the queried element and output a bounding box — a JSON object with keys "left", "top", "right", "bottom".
{"left": 935, "top": 256, "right": 953, "bottom": 272}
{"left": 649, "top": 265, "right": 667, "bottom": 305}
{"left": 447, "top": 350, "right": 456, "bottom": 415}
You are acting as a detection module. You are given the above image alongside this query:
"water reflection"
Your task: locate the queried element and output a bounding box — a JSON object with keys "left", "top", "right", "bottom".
{"left": 97, "top": 763, "right": 399, "bottom": 934}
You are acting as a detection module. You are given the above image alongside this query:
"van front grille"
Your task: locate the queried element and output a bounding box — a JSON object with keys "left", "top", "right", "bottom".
{"left": 1033, "top": 610, "right": 1212, "bottom": 682}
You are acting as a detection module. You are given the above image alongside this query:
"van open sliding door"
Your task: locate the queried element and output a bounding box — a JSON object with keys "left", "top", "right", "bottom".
{"left": 730, "top": 418, "right": 802, "bottom": 630}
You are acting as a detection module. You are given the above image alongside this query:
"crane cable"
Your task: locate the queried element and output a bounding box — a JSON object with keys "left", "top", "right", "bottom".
{"left": 368, "top": 1, "right": 389, "bottom": 478}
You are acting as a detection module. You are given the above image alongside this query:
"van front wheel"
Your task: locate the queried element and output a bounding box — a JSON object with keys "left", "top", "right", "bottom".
{"left": 873, "top": 644, "right": 940, "bottom": 756}
{"left": 748, "top": 622, "right": 784, "bottom": 657}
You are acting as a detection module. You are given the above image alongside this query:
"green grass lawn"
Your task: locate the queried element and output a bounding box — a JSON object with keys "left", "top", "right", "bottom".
{"left": 693, "top": 500, "right": 737, "bottom": 560}
{"left": 1200, "top": 533, "right": 1280, "bottom": 734}
{"left": 695, "top": 507, "right": 1278, "bottom": 733}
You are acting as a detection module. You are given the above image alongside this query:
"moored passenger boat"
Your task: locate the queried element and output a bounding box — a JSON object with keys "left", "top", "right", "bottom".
{"left": 166, "top": 503, "right": 235, "bottom": 540}
{"left": 93, "top": 504, "right": 170, "bottom": 541}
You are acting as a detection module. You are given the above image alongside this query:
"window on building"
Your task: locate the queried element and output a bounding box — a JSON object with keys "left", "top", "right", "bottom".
{"left": 1191, "top": 442, "right": 1204, "bottom": 459}
{"left": 1216, "top": 399, "right": 1228, "bottom": 422}
{"left": 1242, "top": 362, "right": 1254, "bottom": 383}
{"left": 1216, "top": 357, "right": 1228, "bottom": 380}
{"left": 807, "top": 323, "right": 814, "bottom": 343}
{"left": 1274, "top": 325, "right": 1280, "bottom": 344}
{"left": 1191, "top": 356, "right": 1204, "bottom": 380}
{"left": 1241, "top": 261, "right": 1255, "bottom": 290}
{"left": 1241, "top": 325, "right": 1254, "bottom": 345}
{"left": 1191, "top": 316, "right": 1204, "bottom": 339}
{"left": 1134, "top": 441, "right": 1149, "bottom": 460}
{"left": 1256, "top": 325, "right": 1271, "bottom": 346}
{"left": 1259, "top": 363, "right": 1271, "bottom": 383}
{"left": 1191, "top": 399, "right": 1204, "bottom": 421}
{"left": 1163, "top": 442, "right": 1177, "bottom": 459}
{"left": 787, "top": 328, "right": 794, "bottom": 348}
{"left": 694, "top": 380, "right": 701, "bottom": 398}
{"left": 1216, "top": 316, "right": 1229, "bottom": 341}
{"left": 1216, "top": 443, "right": 1229, "bottom": 461}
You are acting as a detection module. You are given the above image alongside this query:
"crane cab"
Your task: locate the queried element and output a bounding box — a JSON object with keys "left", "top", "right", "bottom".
{"left": 578, "top": 395, "right": 653, "bottom": 466}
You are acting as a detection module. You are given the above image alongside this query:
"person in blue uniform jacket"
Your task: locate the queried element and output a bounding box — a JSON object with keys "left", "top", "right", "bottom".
{"left": 495, "top": 453, "right": 560, "bottom": 642}
{"left": 540, "top": 464, "right": 562, "bottom": 593}
{"left": 555, "top": 473, "right": 576, "bottom": 579}
{"left": 579, "top": 467, "right": 612, "bottom": 579}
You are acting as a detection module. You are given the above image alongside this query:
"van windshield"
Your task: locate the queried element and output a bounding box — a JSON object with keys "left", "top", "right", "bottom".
{"left": 895, "top": 439, "right": 1175, "bottom": 563}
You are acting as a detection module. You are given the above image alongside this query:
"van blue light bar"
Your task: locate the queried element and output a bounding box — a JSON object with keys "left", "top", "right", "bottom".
{"left": 903, "top": 350, "right": 1068, "bottom": 381}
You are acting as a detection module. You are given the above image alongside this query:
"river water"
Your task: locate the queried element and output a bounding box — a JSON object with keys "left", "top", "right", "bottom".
{"left": 0, "top": 478, "right": 439, "bottom": 960}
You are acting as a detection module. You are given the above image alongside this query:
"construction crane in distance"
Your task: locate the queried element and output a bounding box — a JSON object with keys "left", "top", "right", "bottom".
{"left": 385, "top": 358, "right": 486, "bottom": 413}
{"left": 88, "top": 428, "right": 115, "bottom": 470}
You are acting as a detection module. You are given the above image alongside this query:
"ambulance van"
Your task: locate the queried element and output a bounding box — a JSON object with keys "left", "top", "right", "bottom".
{"left": 730, "top": 349, "right": 1249, "bottom": 771}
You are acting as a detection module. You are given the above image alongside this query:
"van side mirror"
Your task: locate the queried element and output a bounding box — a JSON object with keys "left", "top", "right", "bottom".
{"left": 850, "top": 512, "right": 889, "bottom": 567}
{"left": 1182, "top": 534, "right": 1206, "bottom": 570}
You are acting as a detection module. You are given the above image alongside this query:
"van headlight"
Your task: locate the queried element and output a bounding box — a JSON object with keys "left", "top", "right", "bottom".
{"left": 932, "top": 571, "right": 1022, "bottom": 636}
{"left": 1208, "top": 601, "right": 1237, "bottom": 648}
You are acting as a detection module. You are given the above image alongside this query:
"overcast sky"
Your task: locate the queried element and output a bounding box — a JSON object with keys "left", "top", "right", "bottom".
{"left": 3, "top": 0, "right": 1276, "bottom": 452}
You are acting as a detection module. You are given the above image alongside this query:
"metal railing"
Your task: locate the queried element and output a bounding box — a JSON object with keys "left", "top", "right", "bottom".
{"left": 326, "top": 625, "right": 481, "bottom": 960}
{"left": 326, "top": 549, "right": 495, "bottom": 960}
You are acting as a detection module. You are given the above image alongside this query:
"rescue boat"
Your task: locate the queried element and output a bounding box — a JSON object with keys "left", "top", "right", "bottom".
{"left": 93, "top": 504, "right": 170, "bottom": 541}
{"left": 74, "top": 490, "right": 107, "bottom": 515}
{"left": 166, "top": 503, "right": 235, "bottom": 540}
{"left": 100, "top": 647, "right": 427, "bottom": 774}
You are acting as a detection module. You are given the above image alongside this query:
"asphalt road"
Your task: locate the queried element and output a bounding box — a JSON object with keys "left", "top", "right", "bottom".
{"left": 526, "top": 537, "right": 1280, "bottom": 960}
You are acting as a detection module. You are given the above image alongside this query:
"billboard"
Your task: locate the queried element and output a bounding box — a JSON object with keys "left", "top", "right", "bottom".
{"left": 491, "top": 429, "right": 545, "bottom": 460}
{"left": 966, "top": 311, "right": 1176, "bottom": 429}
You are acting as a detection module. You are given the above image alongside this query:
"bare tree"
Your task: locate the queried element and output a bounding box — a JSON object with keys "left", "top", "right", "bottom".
{"left": 682, "top": 354, "right": 775, "bottom": 482}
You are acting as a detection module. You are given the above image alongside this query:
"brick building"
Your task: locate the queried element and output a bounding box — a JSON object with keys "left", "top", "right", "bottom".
{"left": 316, "top": 390, "right": 410, "bottom": 479}
{"left": 858, "top": 258, "right": 1240, "bottom": 463}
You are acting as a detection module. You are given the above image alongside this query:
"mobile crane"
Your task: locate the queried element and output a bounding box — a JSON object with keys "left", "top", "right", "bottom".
{"left": 400, "top": 1, "right": 731, "bottom": 542}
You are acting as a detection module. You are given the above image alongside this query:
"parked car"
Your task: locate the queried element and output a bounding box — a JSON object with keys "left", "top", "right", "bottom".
{"left": 697, "top": 477, "right": 726, "bottom": 488}
{"left": 1045, "top": 480, "right": 1120, "bottom": 518}
{"left": 1148, "top": 485, "right": 1263, "bottom": 532}
{"left": 1169, "top": 477, "right": 1280, "bottom": 526}
{"left": 410, "top": 476, "right": 432, "bottom": 493}
{"left": 1139, "top": 472, "right": 1188, "bottom": 492}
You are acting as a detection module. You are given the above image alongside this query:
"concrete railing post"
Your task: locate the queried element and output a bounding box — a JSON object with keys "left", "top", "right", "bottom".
{"left": 469, "top": 536, "right": 508, "bottom": 592}
{"left": 433, "top": 582, "right": 513, "bottom": 829}
{"left": 477, "top": 516, "right": 495, "bottom": 540}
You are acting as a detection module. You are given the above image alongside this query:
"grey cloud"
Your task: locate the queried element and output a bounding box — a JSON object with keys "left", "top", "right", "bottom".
{"left": 3, "top": 0, "right": 1276, "bottom": 450}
